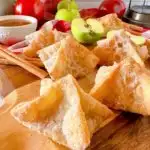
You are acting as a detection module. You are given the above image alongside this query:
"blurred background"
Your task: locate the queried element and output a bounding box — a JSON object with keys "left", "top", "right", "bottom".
{"left": 0, "top": 0, "right": 15, "bottom": 15}
{"left": 0, "top": 0, "right": 150, "bottom": 28}
{"left": 2, "top": 0, "right": 150, "bottom": 16}
{"left": 76, "top": 0, "right": 150, "bottom": 9}
{"left": 1, "top": 0, "right": 150, "bottom": 16}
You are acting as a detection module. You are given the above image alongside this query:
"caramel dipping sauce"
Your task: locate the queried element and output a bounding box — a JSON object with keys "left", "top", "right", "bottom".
{"left": 0, "top": 81, "right": 68, "bottom": 150}
{"left": 0, "top": 19, "right": 31, "bottom": 27}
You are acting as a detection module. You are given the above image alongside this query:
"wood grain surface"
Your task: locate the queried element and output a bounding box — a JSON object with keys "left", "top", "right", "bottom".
{"left": 0, "top": 65, "right": 148, "bottom": 150}
{"left": 97, "top": 116, "right": 150, "bottom": 150}
{"left": 0, "top": 65, "right": 38, "bottom": 92}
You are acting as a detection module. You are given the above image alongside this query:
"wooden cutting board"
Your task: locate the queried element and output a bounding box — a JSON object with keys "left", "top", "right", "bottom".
{"left": 0, "top": 79, "right": 135, "bottom": 150}
{"left": 0, "top": 65, "right": 139, "bottom": 150}
{"left": 2, "top": 65, "right": 150, "bottom": 150}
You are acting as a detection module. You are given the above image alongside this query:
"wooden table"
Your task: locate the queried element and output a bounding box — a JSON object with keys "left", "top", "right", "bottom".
{"left": 1, "top": 65, "right": 150, "bottom": 150}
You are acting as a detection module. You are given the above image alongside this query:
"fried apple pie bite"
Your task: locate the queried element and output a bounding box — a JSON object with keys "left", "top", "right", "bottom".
{"left": 93, "top": 30, "right": 145, "bottom": 66}
{"left": 11, "top": 75, "right": 114, "bottom": 150}
{"left": 38, "top": 36, "right": 99, "bottom": 80}
{"left": 97, "top": 13, "right": 143, "bottom": 36}
{"left": 40, "top": 78, "right": 53, "bottom": 96}
{"left": 90, "top": 58, "right": 150, "bottom": 116}
{"left": 97, "top": 14, "right": 124, "bottom": 34}
{"left": 92, "top": 38, "right": 116, "bottom": 65}
{"left": 23, "top": 29, "right": 70, "bottom": 57}
{"left": 107, "top": 30, "right": 149, "bottom": 61}
{"left": 40, "top": 71, "right": 96, "bottom": 95}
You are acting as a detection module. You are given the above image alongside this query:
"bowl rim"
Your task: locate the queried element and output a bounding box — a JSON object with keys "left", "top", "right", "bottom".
{"left": 0, "top": 15, "right": 38, "bottom": 29}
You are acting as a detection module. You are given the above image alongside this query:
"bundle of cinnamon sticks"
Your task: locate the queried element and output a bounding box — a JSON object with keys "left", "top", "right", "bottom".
{"left": 0, "top": 47, "right": 48, "bottom": 79}
{"left": 0, "top": 55, "right": 43, "bottom": 67}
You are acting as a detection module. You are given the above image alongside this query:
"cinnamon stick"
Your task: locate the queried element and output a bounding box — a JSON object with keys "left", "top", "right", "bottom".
{"left": 29, "top": 60, "right": 44, "bottom": 67}
{"left": 0, "top": 58, "right": 16, "bottom": 65}
{"left": 0, "top": 57, "right": 44, "bottom": 67}
{"left": 21, "top": 55, "right": 42, "bottom": 62}
{"left": 0, "top": 49, "right": 48, "bottom": 79}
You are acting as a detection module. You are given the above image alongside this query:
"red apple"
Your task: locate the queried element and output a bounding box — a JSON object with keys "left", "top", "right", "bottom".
{"left": 14, "top": 0, "right": 61, "bottom": 24}
{"left": 80, "top": 8, "right": 100, "bottom": 19}
{"left": 99, "top": 0, "right": 126, "bottom": 17}
{"left": 53, "top": 20, "right": 71, "bottom": 32}
{"left": 14, "top": 0, "right": 35, "bottom": 16}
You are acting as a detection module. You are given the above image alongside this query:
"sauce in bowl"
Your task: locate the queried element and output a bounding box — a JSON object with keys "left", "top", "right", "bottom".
{"left": 0, "top": 19, "right": 31, "bottom": 27}
{"left": 0, "top": 15, "right": 37, "bottom": 45}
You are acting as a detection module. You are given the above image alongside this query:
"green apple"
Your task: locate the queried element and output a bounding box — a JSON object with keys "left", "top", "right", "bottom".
{"left": 125, "top": 31, "right": 146, "bottom": 45}
{"left": 55, "top": 9, "right": 80, "bottom": 22}
{"left": 130, "top": 36, "right": 146, "bottom": 45}
{"left": 71, "top": 18, "right": 105, "bottom": 44}
{"left": 125, "top": 31, "right": 133, "bottom": 37}
{"left": 107, "top": 30, "right": 117, "bottom": 39}
{"left": 57, "top": 0, "right": 78, "bottom": 10}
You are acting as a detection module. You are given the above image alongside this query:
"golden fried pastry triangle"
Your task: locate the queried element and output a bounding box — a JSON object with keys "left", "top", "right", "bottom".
{"left": 11, "top": 75, "right": 114, "bottom": 150}
{"left": 24, "top": 29, "right": 70, "bottom": 57}
{"left": 40, "top": 71, "right": 96, "bottom": 95}
{"left": 97, "top": 13, "right": 143, "bottom": 36}
{"left": 97, "top": 14, "right": 124, "bottom": 33}
{"left": 92, "top": 38, "right": 116, "bottom": 65}
{"left": 40, "top": 78, "right": 53, "bottom": 96}
{"left": 90, "top": 58, "right": 150, "bottom": 115}
{"left": 93, "top": 30, "right": 145, "bottom": 66}
{"left": 38, "top": 36, "right": 99, "bottom": 80}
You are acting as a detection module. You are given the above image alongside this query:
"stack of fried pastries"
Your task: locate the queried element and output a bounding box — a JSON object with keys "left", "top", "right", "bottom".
{"left": 10, "top": 15, "right": 150, "bottom": 150}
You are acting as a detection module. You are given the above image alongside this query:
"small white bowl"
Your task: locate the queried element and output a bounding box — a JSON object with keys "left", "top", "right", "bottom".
{"left": 0, "top": 15, "right": 37, "bottom": 45}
